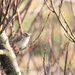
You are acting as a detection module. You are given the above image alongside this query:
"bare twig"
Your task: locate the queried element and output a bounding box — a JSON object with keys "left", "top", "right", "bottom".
{"left": 17, "top": 45, "right": 37, "bottom": 65}
{"left": 16, "top": 13, "right": 50, "bottom": 55}
{"left": 48, "top": 18, "right": 58, "bottom": 63}
{"left": 29, "top": 13, "right": 50, "bottom": 46}
{"left": 57, "top": 42, "right": 68, "bottom": 61}
{"left": 45, "top": 0, "right": 75, "bottom": 43}
{"left": 28, "top": 0, "right": 48, "bottom": 32}
{"left": 59, "top": 0, "right": 64, "bottom": 17}
{"left": 64, "top": 34, "right": 75, "bottom": 42}
{"left": 0, "top": 0, "right": 11, "bottom": 27}
{"left": 44, "top": 0, "right": 67, "bottom": 33}
{"left": 0, "top": 2, "right": 4, "bottom": 16}
{"left": 16, "top": 0, "right": 32, "bottom": 34}
{"left": 61, "top": 13, "right": 75, "bottom": 40}
{"left": 44, "top": 0, "right": 53, "bottom": 12}
{"left": 67, "top": 62, "right": 73, "bottom": 75}
{"left": 43, "top": 47, "right": 47, "bottom": 75}
{"left": 0, "top": 0, "right": 17, "bottom": 35}
{"left": 27, "top": 54, "right": 31, "bottom": 75}
{"left": 21, "top": 0, "right": 32, "bottom": 23}
{"left": 70, "top": 0, "right": 75, "bottom": 19}
{"left": 15, "top": 0, "right": 23, "bottom": 34}
{"left": 0, "top": 13, "right": 16, "bottom": 35}
{"left": 17, "top": 9, "right": 23, "bottom": 34}
{"left": 64, "top": 42, "right": 69, "bottom": 75}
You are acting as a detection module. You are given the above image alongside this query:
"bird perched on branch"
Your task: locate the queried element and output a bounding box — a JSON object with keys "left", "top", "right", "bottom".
{"left": 12, "top": 33, "right": 30, "bottom": 49}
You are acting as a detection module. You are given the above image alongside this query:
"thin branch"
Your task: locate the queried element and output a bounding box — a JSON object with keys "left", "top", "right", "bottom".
{"left": 28, "top": 0, "right": 48, "bottom": 32}
{"left": 43, "top": 47, "right": 47, "bottom": 75}
{"left": 70, "top": 0, "right": 75, "bottom": 19}
{"left": 16, "top": 13, "right": 50, "bottom": 55}
{"left": 57, "top": 42, "right": 69, "bottom": 62}
{"left": 29, "top": 13, "right": 50, "bottom": 46}
{"left": 27, "top": 54, "right": 30, "bottom": 75}
{"left": 45, "top": 0, "right": 67, "bottom": 34}
{"left": 64, "top": 42, "right": 69, "bottom": 75}
{"left": 0, "top": 0, "right": 11, "bottom": 26}
{"left": 0, "top": 13, "right": 16, "bottom": 35}
{"left": 50, "top": 0, "right": 55, "bottom": 11}
{"left": 60, "top": 0, "right": 64, "bottom": 8}
{"left": 18, "top": 45, "right": 37, "bottom": 65}
{"left": 0, "top": 2, "right": 4, "bottom": 16}
{"left": 48, "top": 18, "right": 58, "bottom": 63}
{"left": 21, "top": 0, "right": 32, "bottom": 23}
{"left": 18, "top": 0, "right": 25, "bottom": 8}
{"left": 67, "top": 62, "right": 73, "bottom": 75}
{"left": 16, "top": 0, "right": 32, "bottom": 34}
{"left": 61, "top": 13, "right": 75, "bottom": 39}
{"left": 17, "top": 9, "right": 23, "bottom": 34}
{"left": 59, "top": 0, "right": 64, "bottom": 17}
{"left": 13, "top": 0, "right": 23, "bottom": 34}
{"left": 64, "top": 34, "right": 75, "bottom": 42}
{"left": 44, "top": 0, "right": 53, "bottom": 12}
{"left": 45, "top": 0, "right": 75, "bottom": 43}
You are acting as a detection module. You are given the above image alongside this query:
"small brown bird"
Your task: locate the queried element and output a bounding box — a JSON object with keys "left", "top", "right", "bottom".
{"left": 12, "top": 33, "right": 30, "bottom": 49}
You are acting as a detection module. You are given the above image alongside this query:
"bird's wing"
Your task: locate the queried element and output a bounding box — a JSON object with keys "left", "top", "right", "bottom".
{"left": 12, "top": 35, "right": 22, "bottom": 43}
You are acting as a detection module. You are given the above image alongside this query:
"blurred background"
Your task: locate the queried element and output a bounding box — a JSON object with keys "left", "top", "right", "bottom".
{"left": 5, "top": 0, "right": 75, "bottom": 75}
